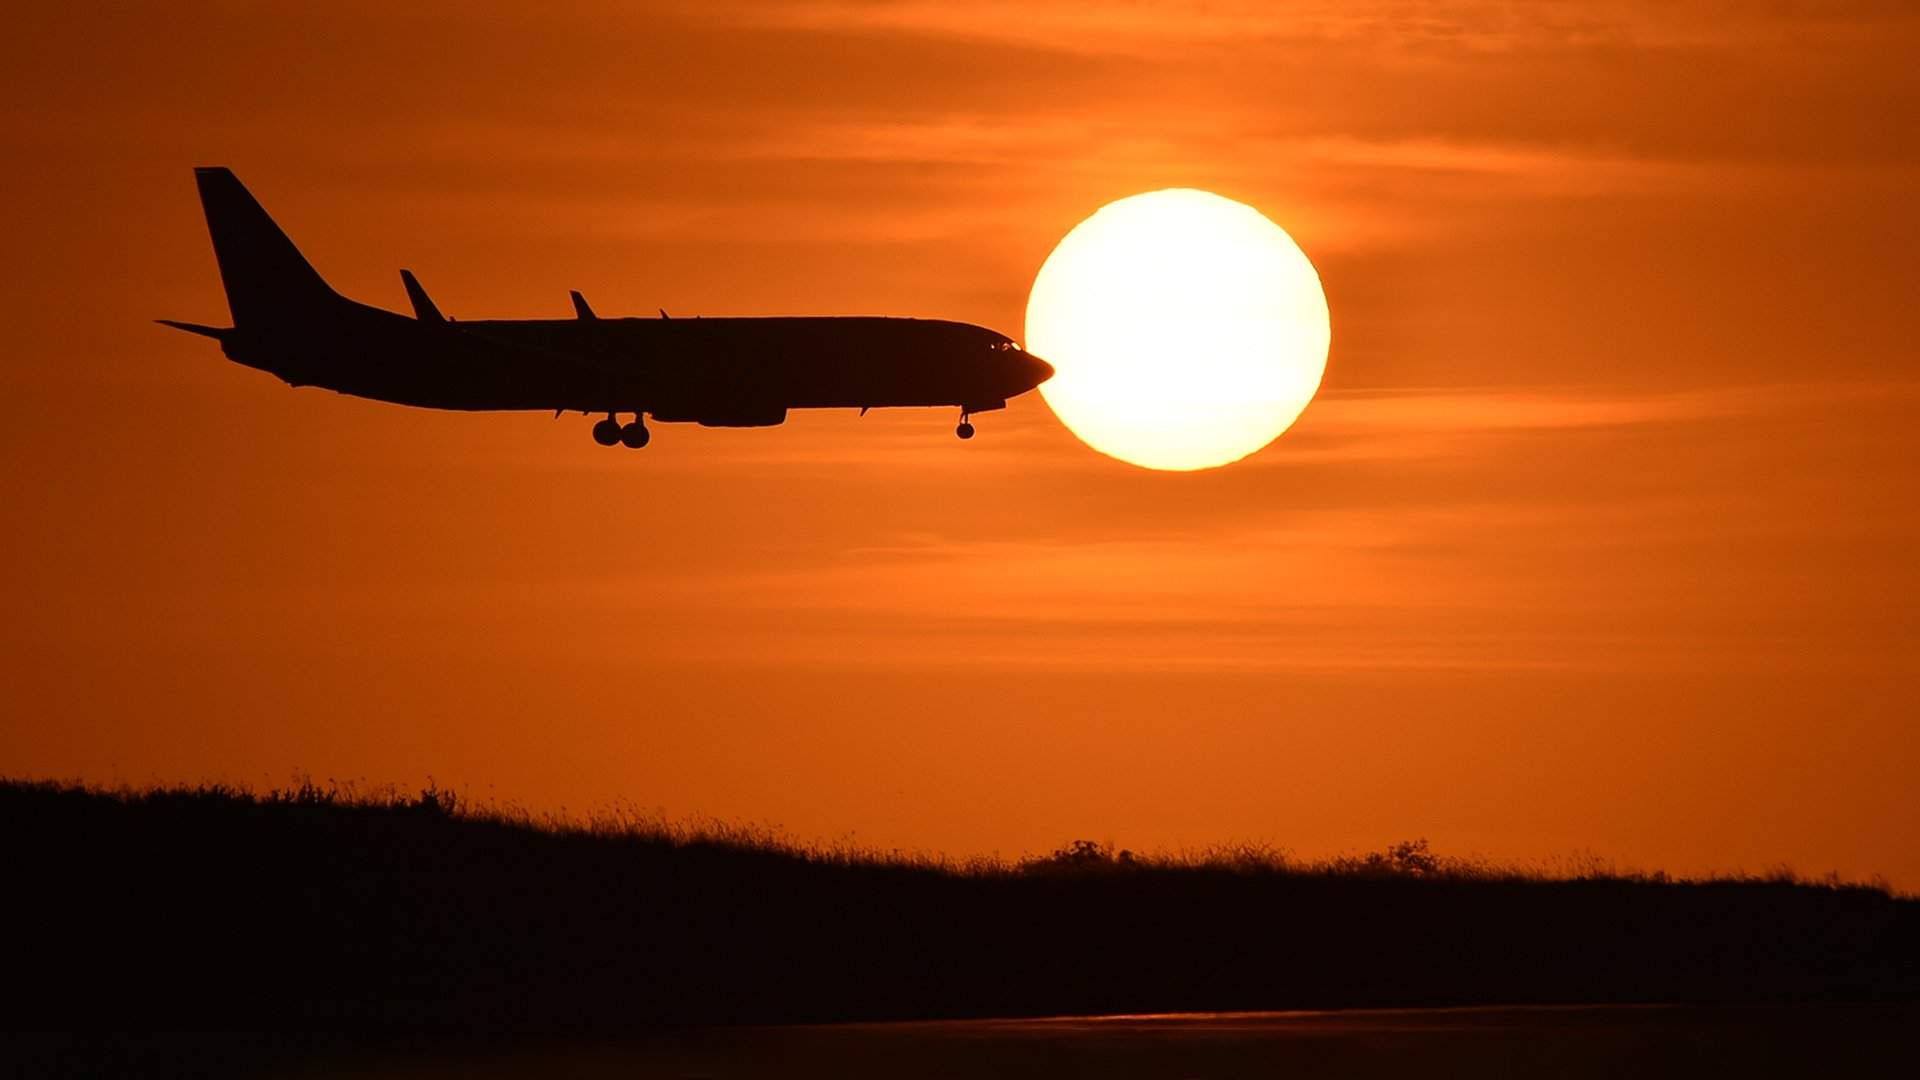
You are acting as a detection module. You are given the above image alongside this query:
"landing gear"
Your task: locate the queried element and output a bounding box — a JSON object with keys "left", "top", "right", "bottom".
{"left": 591, "top": 413, "right": 651, "bottom": 448}
{"left": 591, "top": 414, "right": 621, "bottom": 446}
{"left": 956, "top": 410, "right": 975, "bottom": 440}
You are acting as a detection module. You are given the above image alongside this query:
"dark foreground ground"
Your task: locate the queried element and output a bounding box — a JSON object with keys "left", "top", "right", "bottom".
{"left": 5, "top": 780, "right": 1914, "bottom": 1036}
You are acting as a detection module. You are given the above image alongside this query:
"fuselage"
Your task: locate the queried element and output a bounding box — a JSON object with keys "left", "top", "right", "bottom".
{"left": 220, "top": 296, "right": 1051, "bottom": 426}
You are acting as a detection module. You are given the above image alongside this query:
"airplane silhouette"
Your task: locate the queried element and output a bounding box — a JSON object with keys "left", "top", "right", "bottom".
{"left": 161, "top": 168, "right": 1053, "bottom": 448}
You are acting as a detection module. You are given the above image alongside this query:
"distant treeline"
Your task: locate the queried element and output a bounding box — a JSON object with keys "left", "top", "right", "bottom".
{"left": 6, "top": 778, "right": 1914, "bottom": 1030}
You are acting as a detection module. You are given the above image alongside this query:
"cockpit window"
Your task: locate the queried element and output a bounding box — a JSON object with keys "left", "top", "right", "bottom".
{"left": 991, "top": 341, "right": 1024, "bottom": 352}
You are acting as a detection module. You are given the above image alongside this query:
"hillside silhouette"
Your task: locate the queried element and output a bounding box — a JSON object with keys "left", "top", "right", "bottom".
{"left": 7, "top": 778, "right": 1914, "bottom": 1031}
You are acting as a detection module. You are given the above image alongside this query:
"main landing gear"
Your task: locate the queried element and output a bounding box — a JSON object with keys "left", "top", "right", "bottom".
{"left": 956, "top": 410, "right": 976, "bottom": 440}
{"left": 591, "top": 412, "right": 650, "bottom": 449}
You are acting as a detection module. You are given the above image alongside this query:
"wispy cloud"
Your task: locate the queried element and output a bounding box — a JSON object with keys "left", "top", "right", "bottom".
{"left": 747, "top": 1, "right": 1920, "bottom": 56}
{"left": 1274, "top": 386, "right": 1751, "bottom": 464}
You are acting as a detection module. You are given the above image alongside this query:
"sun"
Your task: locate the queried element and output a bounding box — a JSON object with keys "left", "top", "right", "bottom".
{"left": 1025, "top": 189, "right": 1331, "bottom": 471}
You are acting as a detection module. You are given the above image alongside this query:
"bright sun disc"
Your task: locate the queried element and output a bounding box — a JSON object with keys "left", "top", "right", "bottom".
{"left": 1026, "top": 189, "right": 1331, "bottom": 471}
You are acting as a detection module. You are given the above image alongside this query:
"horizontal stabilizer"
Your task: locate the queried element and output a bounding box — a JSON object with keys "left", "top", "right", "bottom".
{"left": 156, "top": 319, "right": 229, "bottom": 340}
{"left": 570, "top": 290, "right": 596, "bottom": 321}
{"left": 400, "top": 269, "right": 445, "bottom": 323}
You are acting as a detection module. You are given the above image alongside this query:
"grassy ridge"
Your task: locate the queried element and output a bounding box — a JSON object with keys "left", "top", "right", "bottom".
{"left": 6, "top": 778, "right": 1914, "bottom": 1030}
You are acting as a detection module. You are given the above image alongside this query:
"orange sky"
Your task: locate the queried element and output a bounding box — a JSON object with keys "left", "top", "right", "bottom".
{"left": 3, "top": 2, "right": 1916, "bottom": 885}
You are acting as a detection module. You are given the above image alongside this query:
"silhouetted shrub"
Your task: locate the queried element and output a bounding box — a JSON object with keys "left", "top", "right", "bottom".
{"left": 1025, "top": 838, "right": 1137, "bottom": 873}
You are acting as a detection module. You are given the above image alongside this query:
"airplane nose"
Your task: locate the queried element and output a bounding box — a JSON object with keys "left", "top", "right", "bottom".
{"left": 1025, "top": 353, "right": 1055, "bottom": 386}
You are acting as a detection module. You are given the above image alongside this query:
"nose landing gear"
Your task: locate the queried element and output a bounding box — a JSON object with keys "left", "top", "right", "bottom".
{"left": 591, "top": 413, "right": 651, "bottom": 448}
{"left": 956, "top": 410, "right": 975, "bottom": 440}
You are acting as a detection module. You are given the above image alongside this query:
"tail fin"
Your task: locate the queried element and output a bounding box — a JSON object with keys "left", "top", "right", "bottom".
{"left": 192, "top": 167, "right": 338, "bottom": 326}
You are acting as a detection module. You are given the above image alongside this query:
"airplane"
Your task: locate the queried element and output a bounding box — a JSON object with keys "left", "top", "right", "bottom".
{"left": 160, "top": 168, "right": 1053, "bottom": 448}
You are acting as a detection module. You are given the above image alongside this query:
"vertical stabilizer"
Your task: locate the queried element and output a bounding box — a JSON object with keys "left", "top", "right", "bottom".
{"left": 193, "top": 167, "right": 337, "bottom": 326}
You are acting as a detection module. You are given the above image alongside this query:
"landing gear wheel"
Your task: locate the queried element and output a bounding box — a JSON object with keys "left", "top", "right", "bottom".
{"left": 956, "top": 421, "right": 976, "bottom": 440}
{"left": 591, "top": 417, "right": 622, "bottom": 446}
{"left": 620, "top": 421, "right": 651, "bottom": 449}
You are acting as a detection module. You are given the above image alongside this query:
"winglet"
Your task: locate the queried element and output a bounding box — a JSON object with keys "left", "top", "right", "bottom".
{"left": 399, "top": 269, "right": 445, "bottom": 323}
{"left": 570, "top": 290, "right": 596, "bottom": 321}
